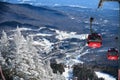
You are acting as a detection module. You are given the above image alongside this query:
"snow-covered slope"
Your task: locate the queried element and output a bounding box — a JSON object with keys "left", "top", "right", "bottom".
{"left": 55, "top": 30, "right": 88, "bottom": 40}
{"left": 95, "top": 71, "right": 116, "bottom": 80}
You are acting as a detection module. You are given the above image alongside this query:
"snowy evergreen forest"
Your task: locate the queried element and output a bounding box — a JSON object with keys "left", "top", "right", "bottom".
{"left": 0, "top": 27, "right": 66, "bottom": 80}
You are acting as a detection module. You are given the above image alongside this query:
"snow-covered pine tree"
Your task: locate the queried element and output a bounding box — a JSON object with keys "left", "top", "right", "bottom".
{"left": 0, "top": 30, "right": 9, "bottom": 57}
{"left": 11, "top": 27, "right": 52, "bottom": 80}
{"left": 0, "top": 30, "right": 13, "bottom": 80}
{"left": 12, "top": 26, "right": 44, "bottom": 80}
{"left": 0, "top": 52, "right": 5, "bottom": 66}
{"left": 12, "top": 26, "right": 30, "bottom": 79}
{"left": 42, "top": 60, "right": 54, "bottom": 80}
{"left": 0, "top": 30, "right": 12, "bottom": 68}
{"left": 26, "top": 36, "right": 44, "bottom": 80}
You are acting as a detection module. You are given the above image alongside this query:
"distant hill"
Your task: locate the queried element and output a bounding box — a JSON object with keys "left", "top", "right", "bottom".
{"left": 0, "top": 1, "right": 82, "bottom": 32}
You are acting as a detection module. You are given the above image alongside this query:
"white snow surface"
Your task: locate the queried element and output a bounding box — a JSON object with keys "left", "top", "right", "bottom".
{"left": 95, "top": 71, "right": 116, "bottom": 80}
{"left": 55, "top": 30, "right": 88, "bottom": 40}
{"left": 33, "top": 38, "right": 53, "bottom": 46}
{"left": 11, "top": 27, "right": 32, "bottom": 31}
{"left": 29, "top": 33, "right": 53, "bottom": 37}
{"left": 62, "top": 45, "right": 86, "bottom": 80}
{"left": 63, "top": 67, "right": 73, "bottom": 80}
{"left": 69, "top": 5, "right": 87, "bottom": 8}
{"left": 63, "top": 68, "right": 69, "bottom": 79}
{"left": 33, "top": 38, "right": 53, "bottom": 53}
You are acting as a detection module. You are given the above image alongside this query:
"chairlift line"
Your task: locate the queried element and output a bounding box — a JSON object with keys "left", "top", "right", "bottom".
{"left": 90, "top": 17, "right": 94, "bottom": 34}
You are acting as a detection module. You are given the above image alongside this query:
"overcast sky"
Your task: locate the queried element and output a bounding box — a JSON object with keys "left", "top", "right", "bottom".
{"left": 3, "top": 0, "right": 119, "bottom": 9}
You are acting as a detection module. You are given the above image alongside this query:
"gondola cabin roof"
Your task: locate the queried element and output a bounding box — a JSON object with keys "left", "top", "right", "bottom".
{"left": 87, "top": 33, "right": 102, "bottom": 48}
{"left": 107, "top": 48, "right": 119, "bottom": 60}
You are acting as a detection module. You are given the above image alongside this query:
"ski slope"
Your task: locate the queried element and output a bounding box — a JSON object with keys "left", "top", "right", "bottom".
{"left": 95, "top": 71, "right": 116, "bottom": 80}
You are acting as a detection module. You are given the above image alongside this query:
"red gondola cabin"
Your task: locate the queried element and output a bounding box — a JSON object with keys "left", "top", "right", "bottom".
{"left": 87, "top": 33, "right": 102, "bottom": 48}
{"left": 107, "top": 48, "right": 119, "bottom": 60}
